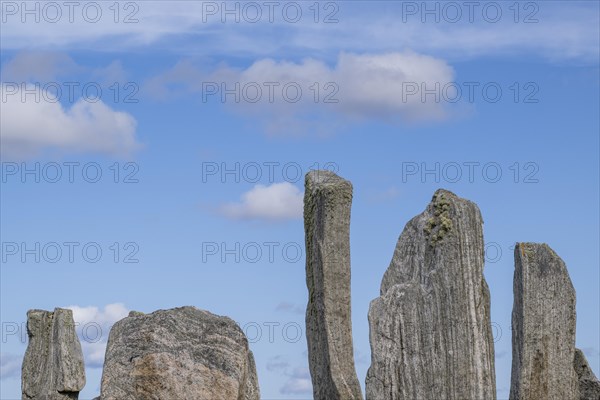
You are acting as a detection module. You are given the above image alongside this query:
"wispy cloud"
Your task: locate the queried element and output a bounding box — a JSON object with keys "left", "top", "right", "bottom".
{"left": 2, "top": 2, "right": 597, "bottom": 62}
{"left": 266, "top": 354, "right": 313, "bottom": 396}
{"left": 266, "top": 355, "right": 290, "bottom": 372}
{"left": 0, "top": 352, "right": 21, "bottom": 380}
{"left": 280, "top": 366, "right": 312, "bottom": 395}
{"left": 355, "top": 349, "right": 369, "bottom": 365}
{"left": 219, "top": 182, "right": 303, "bottom": 221}
{"left": 275, "top": 302, "right": 304, "bottom": 315}
{"left": 1, "top": 51, "right": 80, "bottom": 82}
{"left": 367, "top": 186, "right": 401, "bottom": 203}
{"left": 2, "top": 51, "right": 130, "bottom": 85}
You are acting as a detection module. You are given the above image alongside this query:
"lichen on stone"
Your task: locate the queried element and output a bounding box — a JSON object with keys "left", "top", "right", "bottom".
{"left": 519, "top": 243, "right": 535, "bottom": 260}
{"left": 424, "top": 192, "right": 453, "bottom": 245}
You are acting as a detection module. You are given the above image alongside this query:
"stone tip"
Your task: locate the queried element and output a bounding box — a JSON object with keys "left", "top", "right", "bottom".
{"left": 305, "top": 170, "right": 350, "bottom": 187}
{"left": 516, "top": 242, "right": 544, "bottom": 248}
{"left": 515, "top": 242, "right": 552, "bottom": 248}
{"left": 27, "top": 309, "right": 48, "bottom": 316}
{"left": 26, "top": 308, "right": 74, "bottom": 324}
{"left": 515, "top": 242, "right": 560, "bottom": 260}
{"left": 430, "top": 189, "right": 479, "bottom": 211}
{"left": 126, "top": 306, "right": 238, "bottom": 326}
{"left": 27, "top": 308, "right": 73, "bottom": 316}
{"left": 127, "top": 306, "right": 197, "bottom": 318}
{"left": 432, "top": 188, "right": 458, "bottom": 198}
{"left": 128, "top": 311, "right": 145, "bottom": 317}
{"left": 431, "top": 189, "right": 474, "bottom": 206}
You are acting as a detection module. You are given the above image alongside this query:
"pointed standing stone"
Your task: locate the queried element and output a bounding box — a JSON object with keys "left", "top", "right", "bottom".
{"left": 510, "top": 243, "right": 578, "bottom": 400}
{"left": 21, "top": 308, "right": 86, "bottom": 400}
{"left": 304, "top": 170, "right": 363, "bottom": 400}
{"left": 574, "top": 348, "right": 600, "bottom": 400}
{"left": 366, "top": 189, "right": 496, "bottom": 400}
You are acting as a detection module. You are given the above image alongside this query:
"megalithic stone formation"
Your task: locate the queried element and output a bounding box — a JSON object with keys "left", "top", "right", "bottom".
{"left": 366, "top": 189, "right": 496, "bottom": 400}
{"left": 21, "top": 308, "right": 86, "bottom": 400}
{"left": 99, "top": 307, "right": 259, "bottom": 400}
{"left": 304, "top": 170, "right": 363, "bottom": 400}
{"left": 574, "top": 348, "right": 600, "bottom": 400}
{"left": 510, "top": 243, "right": 579, "bottom": 400}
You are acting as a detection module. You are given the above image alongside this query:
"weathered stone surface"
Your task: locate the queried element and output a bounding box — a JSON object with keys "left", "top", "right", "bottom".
{"left": 304, "top": 170, "right": 363, "bottom": 400}
{"left": 510, "top": 243, "right": 578, "bottom": 400}
{"left": 574, "top": 348, "right": 600, "bottom": 400}
{"left": 366, "top": 189, "right": 496, "bottom": 400}
{"left": 99, "top": 306, "right": 259, "bottom": 400}
{"left": 22, "top": 308, "right": 86, "bottom": 400}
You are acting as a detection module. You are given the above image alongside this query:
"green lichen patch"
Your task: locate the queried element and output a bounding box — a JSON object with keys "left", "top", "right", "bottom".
{"left": 424, "top": 192, "right": 453, "bottom": 245}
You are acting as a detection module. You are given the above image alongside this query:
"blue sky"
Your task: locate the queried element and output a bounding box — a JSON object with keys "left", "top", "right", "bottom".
{"left": 1, "top": 1, "right": 599, "bottom": 399}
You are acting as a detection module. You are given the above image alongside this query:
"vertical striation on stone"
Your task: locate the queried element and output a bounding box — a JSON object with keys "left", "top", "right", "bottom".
{"left": 574, "top": 348, "right": 600, "bottom": 400}
{"left": 510, "top": 243, "right": 578, "bottom": 400}
{"left": 22, "top": 308, "right": 86, "bottom": 400}
{"left": 366, "top": 189, "right": 496, "bottom": 400}
{"left": 304, "top": 170, "right": 363, "bottom": 400}
{"left": 99, "top": 306, "right": 259, "bottom": 400}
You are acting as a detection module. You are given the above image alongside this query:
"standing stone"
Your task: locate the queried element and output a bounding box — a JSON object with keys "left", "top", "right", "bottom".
{"left": 22, "top": 308, "right": 86, "bottom": 400}
{"left": 366, "top": 189, "right": 496, "bottom": 400}
{"left": 304, "top": 170, "right": 363, "bottom": 400}
{"left": 510, "top": 243, "right": 578, "bottom": 400}
{"left": 574, "top": 348, "right": 600, "bottom": 400}
{"left": 99, "top": 306, "right": 259, "bottom": 400}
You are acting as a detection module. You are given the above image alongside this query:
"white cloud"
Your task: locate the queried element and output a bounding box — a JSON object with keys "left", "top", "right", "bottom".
{"left": 67, "top": 303, "right": 129, "bottom": 328}
{"left": 334, "top": 52, "right": 454, "bottom": 120}
{"left": 219, "top": 182, "right": 303, "bottom": 221}
{"left": 0, "top": 83, "right": 139, "bottom": 159}
{"left": 64, "top": 303, "right": 130, "bottom": 369}
{"left": 81, "top": 340, "right": 110, "bottom": 369}
{"left": 146, "top": 51, "right": 456, "bottom": 131}
{"left": 228, "top": 51, "right": 455, "bottom": 122}
{"left": 0, "top": 352, "right": 21, "bottom": 380}
{"left": 280, "top": 366, "right": 312, "bottom": 395}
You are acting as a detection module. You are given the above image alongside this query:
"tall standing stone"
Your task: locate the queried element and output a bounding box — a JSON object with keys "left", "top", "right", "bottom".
{"left": 574, "top": 348, "right": 600, "bottom": 400}
{"left": 510, "top": 243, "right": 578, "bottom": 400}
{"left": 304, "top": 170, "right": 363, "bottom": 400}
{"left": 366, "top": 189, "right": 496, "bottom": 400}
{"left": 22, "top": 308, "right": 86, "bottom": 400}
{"left": 99, "top": 306, "right": 259, "bottom": 400}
